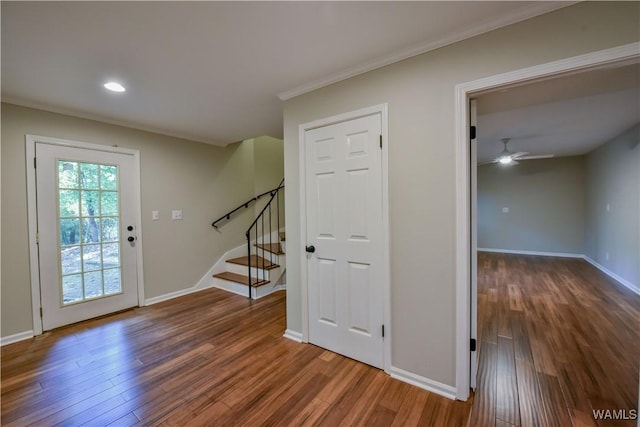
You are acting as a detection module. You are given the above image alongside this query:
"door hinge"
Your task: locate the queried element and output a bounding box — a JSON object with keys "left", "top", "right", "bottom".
{"left": 34, "top": 157, "right": 37, "bottom": 168}
{"left": 36, "top": 232, "right": 39, "bottom": 245}
{"left": 470, "top": 126, "right": 477, "bottom": 140}
{"left": 379, "top": 135, "right": 382, "bottom": 149}
{"left": 39, "top": 307, "right": 43, "bottom": 318}
{"left": 470, "top": 338, "right": 477, "bottom": 352}
{"left": 382, "top": 324, "right": 385, "bottom": 338}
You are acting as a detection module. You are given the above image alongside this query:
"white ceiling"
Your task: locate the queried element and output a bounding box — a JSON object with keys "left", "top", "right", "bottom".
{"left": 476, "top": 63, "right": 640, "bottom": 164}
{"left": 1, "top": 1, "right": 572, "bottom": 146}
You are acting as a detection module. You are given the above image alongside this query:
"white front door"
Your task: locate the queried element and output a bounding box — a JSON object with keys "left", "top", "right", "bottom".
{"left": 305, "top": 113, "right": 384, "bottom": 369}
{"left": 35, "top": 141, "right": 139, "bottom": 330}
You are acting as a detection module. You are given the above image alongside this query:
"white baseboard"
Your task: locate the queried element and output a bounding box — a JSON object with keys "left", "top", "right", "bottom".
{"left": 146, "top": 243, "right": 251, "bottom": 305}
{"left": 478, "top": 248, "right": 583, "bottom": 258}
{"left": 583, "top": 256, "right": 639, "bottom": 296}
{"left": 283, "top": 329, "right": 303, "bottom": 343}
{"left": 389, "top": 366, "right": 457, "bottom": 400}
{"left": 1, "top": 330, "right": 34, "bottom": 346}
{"left": 145, "top": 285, "right": 212, "bottom": 306}
{"left": 147, "top": 240, "right": 288, "bottom": 305}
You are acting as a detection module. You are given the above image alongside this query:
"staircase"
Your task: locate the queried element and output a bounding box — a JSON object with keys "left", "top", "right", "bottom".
{"left": 212, "top": 233, "right": 286, "bottom": 299}
{"left": 211, "top": 179, "right": 285, "bottom": 299}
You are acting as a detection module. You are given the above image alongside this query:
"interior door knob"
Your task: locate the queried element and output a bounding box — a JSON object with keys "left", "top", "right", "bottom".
{"left": 127, "top": 236, "right": 135, "bottom": 242}
{"left": 305, "top": 245, "right": 315, "bottom": 253}
{"left": 127, "top": 225, "right": 134, "bottom": 231}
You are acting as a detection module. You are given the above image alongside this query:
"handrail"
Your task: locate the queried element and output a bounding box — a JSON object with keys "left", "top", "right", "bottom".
{"left": 211, "top": 179, "right": 285, "bottom": 229}
{"left": 246, "top": 178, "right": 284, "bottom": 298}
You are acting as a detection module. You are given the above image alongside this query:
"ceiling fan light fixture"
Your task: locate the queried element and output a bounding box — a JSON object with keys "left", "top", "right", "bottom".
{"left": 498, "top": 155, "right": 513, "bottom": 164}
{"left": 103, "top": 81, "right": 126, "bottom": 93}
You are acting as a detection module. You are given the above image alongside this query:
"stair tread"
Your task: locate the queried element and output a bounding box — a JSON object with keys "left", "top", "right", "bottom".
{"left": 213, "top": 272, "right": 270, "bottom": 287}
{"left": 255, "top": 243, "right": 284, "bottom": 255}
{"left": 227, "top": 255, "right": 279, "bottom": 270}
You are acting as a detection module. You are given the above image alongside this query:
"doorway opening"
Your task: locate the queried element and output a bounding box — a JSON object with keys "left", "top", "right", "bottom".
{"left": 454, "top": 42, "right": 640, "bottom": 401}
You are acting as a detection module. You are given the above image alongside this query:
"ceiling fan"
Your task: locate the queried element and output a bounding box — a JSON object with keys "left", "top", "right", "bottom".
{"left": 480, "top": 138, "right": 554, "bottom": 166}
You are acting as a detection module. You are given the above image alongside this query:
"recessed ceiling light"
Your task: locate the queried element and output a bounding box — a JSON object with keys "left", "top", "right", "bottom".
{"left": 103, "top": 82, "right": 126, "bottom": 92}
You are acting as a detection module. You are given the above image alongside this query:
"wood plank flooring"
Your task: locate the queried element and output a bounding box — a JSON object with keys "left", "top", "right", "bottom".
{"left": 1, "top": 289, "right": 470, "bottom": 426}
{"left": 469, "top": 253, "right": 640, "bottom": 427}
{"left": 2, "top": 253, "right": 638, "bottom": 426}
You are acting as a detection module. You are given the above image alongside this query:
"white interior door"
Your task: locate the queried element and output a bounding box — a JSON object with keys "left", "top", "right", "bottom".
{"left": 36, "top": 142, "right": 139, "bottom": 330}
{"left": 305, "top": 113, "right": 384, "bottom": 369}
{"left": 470, "top": 99, "right": 478, "bottom": 389}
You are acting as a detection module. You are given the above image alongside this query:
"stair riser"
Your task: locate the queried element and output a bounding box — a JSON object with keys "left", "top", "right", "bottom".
{"left": 250, "top": 229, "right": 284, "bottom": 245}
{"left": 211, "top": 277, "right": 254, "bottom": 298}
{"left": 226, "top": 262, "right": 277, "bottom": 279}
{"left": 251, "top": 250, "right": 280, "bottom": 263}
{"left": 212, "top": 276, "right": 285, "bottom": 300}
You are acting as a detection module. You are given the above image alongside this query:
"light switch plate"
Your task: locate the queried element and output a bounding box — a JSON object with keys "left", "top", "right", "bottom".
{"left": 172, "top": 209, "right": 183, "bottom": 220}
{"left": 152, "top": 210, "right": 159, "bottom": 221}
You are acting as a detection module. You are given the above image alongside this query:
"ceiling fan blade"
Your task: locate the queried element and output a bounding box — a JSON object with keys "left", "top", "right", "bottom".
{"left": 510, "top": 152, "right": 529, "bottom": 159}
{"left": 478, "top": 160, "right": 497, "bottom": 166}
{"left": 518, "top": 154, "right": 555, "bottom": 160}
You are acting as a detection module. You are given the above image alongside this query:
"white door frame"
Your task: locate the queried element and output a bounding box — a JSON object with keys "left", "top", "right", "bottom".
{"left": 298, "top": 103, "right": 391, "bottom": 372}
{"left": 469, "top": 98, "right": 478, "bottom": 390}
{"left": 454, "top": 42, "right": 640, "bottom": 401}
{"left": 25, "top": 134, "right": 145, "bottom": 335}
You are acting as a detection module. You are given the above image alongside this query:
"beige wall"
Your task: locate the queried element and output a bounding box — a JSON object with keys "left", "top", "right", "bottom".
{"left": 1, "top": 103, "right": 258, "bottom": 337}
{"left": 253, "top": 136, "right": 284, "bottom": 195}
{"left": 477, "top": 157, "right": 586, "bottom": 254}
{"left": 283, "top": 2, "right": 639, "bottom": 388}
{"left": 251, "top": 136, "right": 285, "bottom": 228}
{"left": 585, "top": 124, "right": 640, "bottom": 291}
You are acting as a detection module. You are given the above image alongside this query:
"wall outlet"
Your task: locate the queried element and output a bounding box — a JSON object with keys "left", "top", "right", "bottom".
{"left": 606, "top": 203, "right": 610, "bottom": 212}
{"left": 502, "top": 207, "right": 509, "bottom": 213}
{"left": 152, "top": 210, "right": 159, "bottom": 221}
{"left": 172, "top": 209, "right": 183, "bottom": 220}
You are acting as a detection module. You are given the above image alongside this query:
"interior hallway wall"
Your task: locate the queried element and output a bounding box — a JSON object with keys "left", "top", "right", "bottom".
{"left": 585, "top": 124, "right": 640, "bottom": 291}
{"left": 282, "top": 2, "right": 639, "bottom": 389}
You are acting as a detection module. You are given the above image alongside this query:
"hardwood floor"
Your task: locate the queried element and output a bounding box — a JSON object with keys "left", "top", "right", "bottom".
{"left": 1, "top": 289, "right": 470, "bottom": 426}
{"left": 469, "top": 253, "right": 640, "bottom": 427}
{"left": 2, "top": 253, "right": 638, "bottom": 426}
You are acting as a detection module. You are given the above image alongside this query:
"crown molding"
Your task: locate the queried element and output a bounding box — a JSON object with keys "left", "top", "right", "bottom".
{"left": 1, "top": 96, "right": 229, "bottom": 146}
{"left": 278, "top": 2, "right": 576, "bottom": 101}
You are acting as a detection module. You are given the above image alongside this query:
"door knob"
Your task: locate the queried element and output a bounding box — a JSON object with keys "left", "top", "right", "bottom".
{"left": 127, "top": 236, "right": 135, "bottom": 242}
{"left": 127, "top": 225, "right": 134, "bottom": 231}
{"left": 305, "top": 245, "right": 315, "bottom": 253}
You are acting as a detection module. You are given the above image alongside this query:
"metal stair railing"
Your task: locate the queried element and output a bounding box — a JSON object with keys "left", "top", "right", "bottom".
{"left": 246, "top": 179, "right": 284, "bottom": 298}
{"left": 211, "top": 180, "right": 284, "bottom": 229}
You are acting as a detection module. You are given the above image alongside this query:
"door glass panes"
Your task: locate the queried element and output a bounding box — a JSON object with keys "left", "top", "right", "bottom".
{"left": 57, "top": 160, "right": 122, "bottom": 305}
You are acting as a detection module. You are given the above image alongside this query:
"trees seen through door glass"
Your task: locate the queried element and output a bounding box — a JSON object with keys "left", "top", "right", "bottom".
{"left": 57, "top": 161, "right": 122, "bottom": 304}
